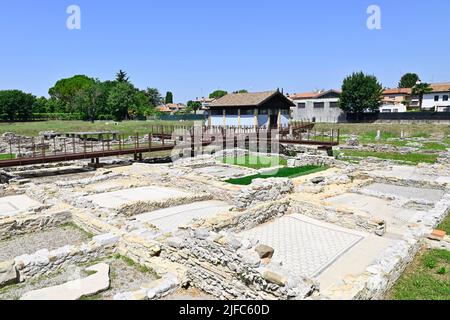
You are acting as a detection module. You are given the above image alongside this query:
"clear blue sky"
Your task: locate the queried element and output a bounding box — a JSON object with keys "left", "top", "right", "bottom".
{"left": 0, "top": 0, "right": 449, "bottom": 102}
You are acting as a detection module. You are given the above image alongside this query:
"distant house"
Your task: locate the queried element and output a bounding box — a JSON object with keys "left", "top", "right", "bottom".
{"left": 158, "top": 103, "right": 187, "bottom": 114}
{"left": 380, "top": 88, "right": 411, "bottom": 113}
{"left": 289, "top": 89, "right": 344, "bottom": 123}
{"left": 207, "top": 91, "right": 294, "bottom": 128}
{"left": 422, "top": 82, "right": 450, "bottom": 112}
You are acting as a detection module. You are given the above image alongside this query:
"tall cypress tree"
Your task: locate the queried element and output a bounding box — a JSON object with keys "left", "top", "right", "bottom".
{"left": 165, "top": 91, "right": 173, "bottom": 104}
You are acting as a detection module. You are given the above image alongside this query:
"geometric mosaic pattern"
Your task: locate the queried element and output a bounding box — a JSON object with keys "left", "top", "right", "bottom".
{"left": 240, "top": 216, "right": 364, "bottom": 277}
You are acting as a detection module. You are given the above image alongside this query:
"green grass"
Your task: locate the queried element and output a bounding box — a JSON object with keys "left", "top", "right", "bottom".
{"left": 337, "top": 150, "right": 438, "bottom": 165}
{"left": 421, "top": 142, "right": 448, "bottom": 151}
{"left": 437, "top": 214, "right": 450, "bottom": 234}
{"left": 0, "top": 153, "right": 15, "bottom": 160}
{"left": 389, "top": 249, "right": 450, "bottom": 300}
{"left": 225, "top": 165, "right": 328, "bottom": 185}
{"left": 0, "top": 120, "right": 195, "bottom": 137}
{"left": 223, "top": 155, "right": 287, "bottom": 169}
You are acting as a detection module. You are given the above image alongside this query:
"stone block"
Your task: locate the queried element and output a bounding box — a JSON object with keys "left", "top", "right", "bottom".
{"left": 255, "top": 244, "right": 274, "bottom": 259}
{"left": 428, "top": 229, "right": 446, "bottom": 241}
{"left": 262, "top": 270, "right": 287, "bottom": 286}
{"left": 92, "top": 233, "right": 120, "bottom": 246}
{"left": 0, "top": 260, "right": 18, "bottom": 287}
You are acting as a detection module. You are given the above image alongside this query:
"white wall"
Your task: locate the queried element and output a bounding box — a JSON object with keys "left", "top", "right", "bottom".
{"left": 240, "top": 115, "right": 255, "bottom": 126}
{"left": 292, "top": 98, "right": 345, "bottom": 123}
{"left": 379, "top": 104, "right": 407, "bottom": 113}
{"left": 210, "top": 115, "right": 223, "bottom": 126}
{"left": 422, "top": 92, "right": 450, "bottom": 110}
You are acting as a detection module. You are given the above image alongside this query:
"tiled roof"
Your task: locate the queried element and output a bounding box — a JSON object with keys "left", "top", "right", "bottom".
{"left": 383, "top": 88, "right": 412, "bottom": 95}
{"left": 429, "top": 82, "right": 450, "bottom": 93}
{"left": 289, "top": 89, "right": 341, "bottom": 100}
{"left": 210, "top": 91, "right": 294, "bottom": 107}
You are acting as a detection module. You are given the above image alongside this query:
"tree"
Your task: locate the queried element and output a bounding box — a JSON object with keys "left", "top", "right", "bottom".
{"left": 165, "top": 91, "right": 173, "bottom": 104}
{"left": 33, "top": 97, "right": 48, "bottom": 114}
{"left": 107, "top": 82, "right": 137, "bottom": 121}
{"left": 0, "top": 90, "right": 36, "bottom": 121}
{"left": 145, "top": 88, "right": 163, "bottom": 107}
{"left": 233, "top": 89, "right": 248, "bottom": 94}
{"left": 74, "top": 81, "right": 108, "bottom": 122}
{"left": 209, "top": 90, "right": 228, "bottom": 99}
{"left": 186, "top": 100, "right": 202, "bottom": 113}
{"left": 115, "top": 70, "right": 130, "bottom": 83}
{"left": 48, "top": 75, "right": 95, "bottom": 112}
{"left": 399, "top": 73, "right": 419, "bottom": 88}
{"left": 339, "top": 72, "right": 383, "bottom": 113}
{"left": 412, "top": 82, "right": 433, "bottom": 110}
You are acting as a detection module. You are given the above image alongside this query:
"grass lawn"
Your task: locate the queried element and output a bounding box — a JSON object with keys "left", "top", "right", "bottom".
{"left": 315, "top": 123, "right": 450, "bottom": 139}
{"left": 337, "top": 150, "right": 438, "bottom": 165}
{"left": 437, "top": 213, "right": 450, "bottom": 234}
{"left": 388, "top": 248, "right": 450, "bottom": 300}
{"left": 0, "top": 153, "right": 15, "bottom": 160}
{"left": 222, "top": 155, "right": 287, "bottom": 169}
{"left": 225, "top": 165, "right": 328, "bottom": 185}
{"left": 0, "top": 120, "right": 195, "bottom": 137}
{"left": 421, "top": 142, "right": 448, "bottom": 151}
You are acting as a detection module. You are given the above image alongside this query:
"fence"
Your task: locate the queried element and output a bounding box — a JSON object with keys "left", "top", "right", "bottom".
{"left": 346, "top": 112, "right": 450, "bottom": 123}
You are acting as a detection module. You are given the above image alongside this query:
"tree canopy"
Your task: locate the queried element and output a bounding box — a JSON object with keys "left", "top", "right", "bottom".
{"left": 339, "top": 72, "right": 383, "bottom": 113}
{"left": 412, "top": 82, "right": 433, "bottom": 109}
{"left": 115, "top": 70, "right": 130, "bottom": 83}
{"left": 209, "top": 90, "right": 228, "bottom": 99}
{"left": 0, "top": 90, "right": 36, "bottom": 121}
{"left": 399, "top": 73, "right": 420, "bottom": 88}
{"left": 165, "top": 91, "right": 174, "bottom": 104}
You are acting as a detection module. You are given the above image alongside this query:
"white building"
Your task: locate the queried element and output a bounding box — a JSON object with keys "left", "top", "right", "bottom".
{"left": 421, "top": 82, "right": 450, "bottom": 112}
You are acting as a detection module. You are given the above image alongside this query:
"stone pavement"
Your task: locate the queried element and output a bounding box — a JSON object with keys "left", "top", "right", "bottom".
{"left": 360, "top": 183, "right": 444, "bottom": 203}
{"left": 0, "top": 195, "right": 42, "bottom": 217}
{"left": 20, "top": 263, "right": 110, "bottom": 300}
{"left": 240, "top": 214, "right": 364, "bottom": 277}
{"left": 135, "top": 200, "right": 232, "bottom": 233}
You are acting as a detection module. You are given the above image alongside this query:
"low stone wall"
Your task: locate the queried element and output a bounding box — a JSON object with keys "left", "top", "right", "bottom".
{"left": 287, "top": 154, "right": 336, "bottom": 167}
{"left": 161, "top": 229, "right": 318, "bottom": 300}
{"left": 0, "top": 210, "right": 72, "bottom": 241}
{"left": 116, "top": 193, "right": 213, "bottom": 217}
{"left": 233, "top": 178, "right": 293, "bottom": 210}
{"left": 11, "top": 233, "right": 119, "bottom": 283}
{"left": 190, "top": 199, "right": 291, "bottom": 233}
{"left": 290, "top": 199, "right": 386, "bottom": 236}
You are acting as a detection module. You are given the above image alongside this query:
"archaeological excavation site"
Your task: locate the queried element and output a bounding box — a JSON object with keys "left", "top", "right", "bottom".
{"left": 0, "top": 125, "right": 449, "bottom": 301}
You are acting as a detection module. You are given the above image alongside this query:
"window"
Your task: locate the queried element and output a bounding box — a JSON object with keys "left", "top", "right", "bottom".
{"left": 443, "top": 95, "right": 449, "bottom": 101}
{"left": 434, "top": 95, "right": 440, "bottom": 102}
{"left": 297, "top": 103, "right": 306, "bottom": 109}
{"left": 329, "top": 101, "right": 339, "bottom": 108}
{"left": 382, "top": 109, "right": 392, "bottom": 113}
{"left": 313, "top": 102, "right": 324, "bottom": 108}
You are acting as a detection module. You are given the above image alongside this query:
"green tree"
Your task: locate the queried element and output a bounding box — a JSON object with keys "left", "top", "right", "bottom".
{"left": 33, "top": 96, "right": 48, "bottom": 114}
{"left": 74, "top": 81, "right": 109, "bottom": 122}
{"left": 145, "top": 87, "right": 163, "bottom": 107}
{"left": 233, "top": 89, "right": 248, "bottom": 94}
{"left": 186, "top": 100, "right": 202, "bottom": 113}
{"left": 209, "top": 90, "right": 228, "bottom": 99}
{"left": 339, "top": 72, "right": 383, "bottom": 113}
{"left": 115, "top": 70, "right": 130, "bottom": 83}
{"left": 399, "top": 73, "right": 419, "bottom": 88}
{"left": 107, "top": 83, "right": 136, "bottom": 121}
{"left": 0, "top": 90, "right": 36, "bottom": 121}
{"left": 412, "top": 82, "right": 433, "bottom": 110}
{"left": 48, "top": 75, "right": 95, "bottom": 112}
{"left": 165, "top": 91, "right": 174, "bottom": 104}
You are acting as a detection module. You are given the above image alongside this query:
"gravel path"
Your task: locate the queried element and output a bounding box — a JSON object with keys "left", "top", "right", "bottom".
{"left": 0, "top": 225, "right": 91, "bottom": 261}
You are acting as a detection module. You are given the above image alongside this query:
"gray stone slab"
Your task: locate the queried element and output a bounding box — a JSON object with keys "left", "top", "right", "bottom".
{"left": 240, "top": 215, "right": 364, "bottom": 277}
{"left": 84, "top": 186, "right": 191, "bottom": 209}
{"left": 360, "top": 183, "right": 444, "bottom": 203}
{"left": 0, "top": 195, "right": 42, "bottom": 217}
{"left": 191, "top": 165, "right": 253, "bottom": 180}
{"left": 135, "top": 200, "right": 232, "bottom": 233}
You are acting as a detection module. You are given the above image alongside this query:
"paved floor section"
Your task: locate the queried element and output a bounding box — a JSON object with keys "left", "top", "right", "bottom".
{"left": 370, "top": 166, "right": 450, "bottom": 185}
{"left": 84, "top": 186, "right": 191, "bottom": 209}
{"left": 240, "top": 214, "right": 364, "bottom": 277}
{"left": 135, "top": 200, "right": 232, "bottom": 233}
{"left": 326, "top": 193, "right": 422, "bottom": 234}
{"left": 191, "top": 165, "right": 253, "bottom": 180}
{"left": 0, "top": 195, "right": 42, "bottom": 217}
{"left": 360, "top": 183, "right": 444, "bottom": 203}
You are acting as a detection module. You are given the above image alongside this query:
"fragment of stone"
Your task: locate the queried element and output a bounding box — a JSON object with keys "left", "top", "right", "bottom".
{"left": 262, "top": 270, "right": 288, "bottom": 286}
{"left": 20, "top": 263, "right": 110, "bottom": 300}
{"left": 255, "top": 244, "right": 275, "bottom": 259}
{"left": 311, "top": 176, "right": 325, "bottom": 184}
{"left": 0, "top": 260, "right": 18, "bottom": 287}
{"left": 428, "top": 229, "right": 446, "bottom": 241}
